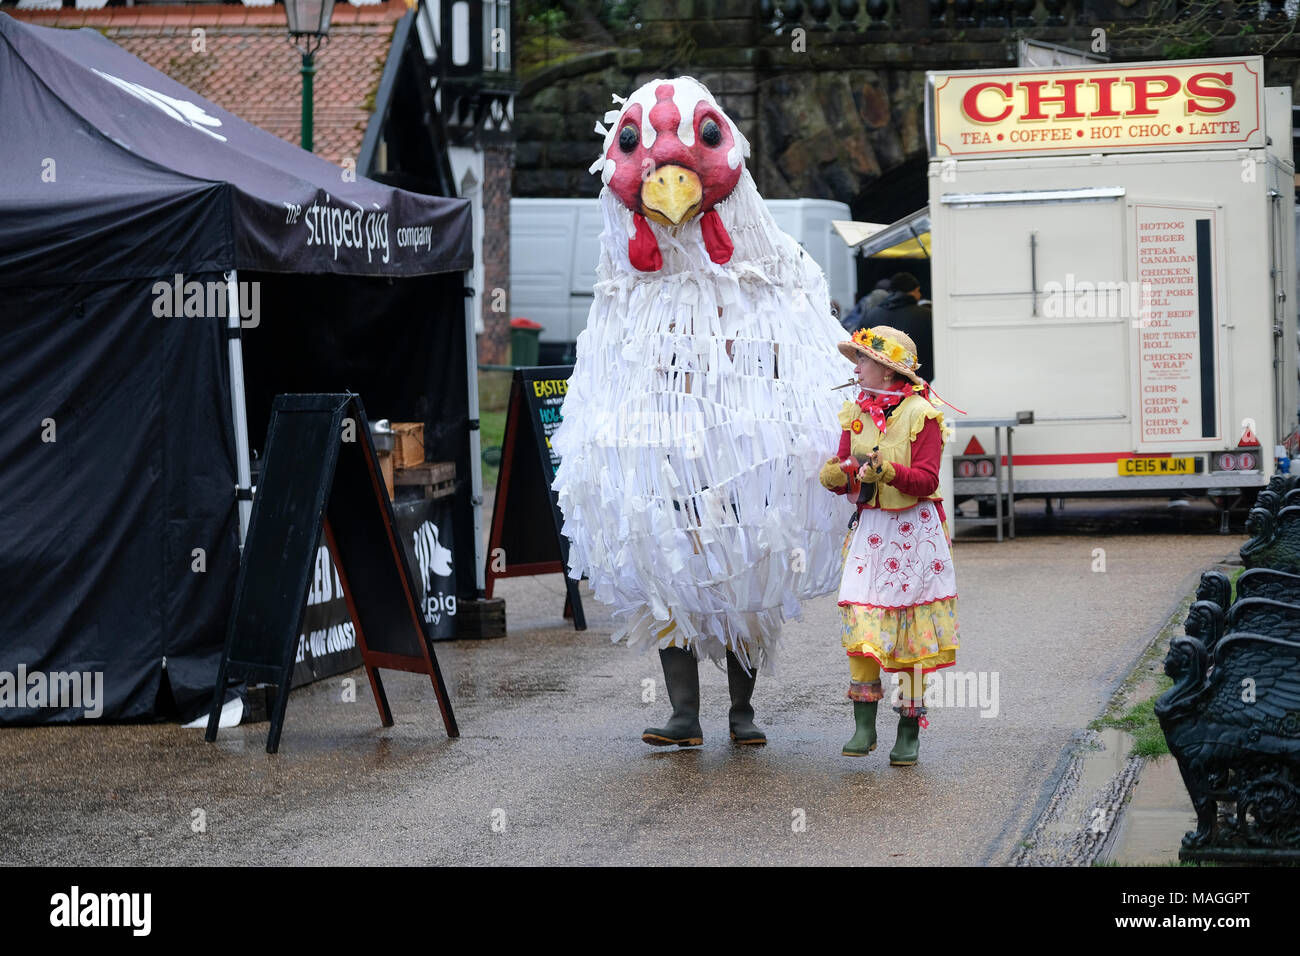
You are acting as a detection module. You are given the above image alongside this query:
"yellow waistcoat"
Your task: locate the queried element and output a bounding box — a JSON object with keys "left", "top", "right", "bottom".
{"left": 827, "top": 393, "right": 946, "bottom": 510}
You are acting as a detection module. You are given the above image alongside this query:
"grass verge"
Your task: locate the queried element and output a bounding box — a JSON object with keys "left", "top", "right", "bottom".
{"left": 478, "top": 368, "right": 513, "bottom": 493}
{"left": 480, "top": 408, "right": 506, "bottom": 492}
{"left": 1088, "top": 560, "right": 1241, "bottom": 758}
{"left": 1104, "top": 690, "right": 1173, "bottom": 758}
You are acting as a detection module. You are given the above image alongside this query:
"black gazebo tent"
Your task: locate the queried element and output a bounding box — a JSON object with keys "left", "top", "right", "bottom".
{"left": 0, "top": 13, "right": 476, "bottom": 722}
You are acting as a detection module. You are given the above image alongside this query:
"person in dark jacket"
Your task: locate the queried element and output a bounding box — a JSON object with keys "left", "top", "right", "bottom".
{"left": 851, "top": 272, "right": 935, "bottom": 381}
{"left": 842, "top": 279, "right": 892, "bottom": 332}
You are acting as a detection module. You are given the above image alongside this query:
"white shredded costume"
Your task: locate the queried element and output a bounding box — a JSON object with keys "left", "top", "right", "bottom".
{"left": 551, "top": 78, "right": 853, "bottom": 674}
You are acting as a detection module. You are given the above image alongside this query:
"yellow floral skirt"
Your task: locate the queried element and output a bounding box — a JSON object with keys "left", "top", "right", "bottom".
{"left": 838, "top": 520, "right": 959, "bottom": 674}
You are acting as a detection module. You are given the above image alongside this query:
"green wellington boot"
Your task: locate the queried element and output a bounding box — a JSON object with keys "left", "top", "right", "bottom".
{"left": 841, "top": 701, "right": 878, "bottom": 756}
{"left": 726, "top": 650, "right": 767, "bottom": 745}
{"left": 642, "top": 647, "right": 703, "bottom": 747}
{"left": 889, "top": 715, "right": 921, "bottom": 766}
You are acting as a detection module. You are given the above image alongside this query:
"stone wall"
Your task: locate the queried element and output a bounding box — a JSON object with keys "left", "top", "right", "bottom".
{"left": 516, "top": 60, "right": 760, "bottom": 199}
{"left": 514, "top": 0, "right": 1300, "bottom": 218}
{"left": 516, "top": 53, "right": 960, "bottom": 213}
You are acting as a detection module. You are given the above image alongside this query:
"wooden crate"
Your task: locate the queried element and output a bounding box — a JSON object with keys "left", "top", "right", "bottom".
{"left": 391, "top": 421, "right": 425, "bottom": 469}
{"left": 393, "top": 461, "right": 455, "bottom": 499}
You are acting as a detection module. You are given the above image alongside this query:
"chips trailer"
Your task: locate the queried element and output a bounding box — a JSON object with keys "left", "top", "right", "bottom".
{"left": 904, "top": 56, "right": 1300, "bottom": 528}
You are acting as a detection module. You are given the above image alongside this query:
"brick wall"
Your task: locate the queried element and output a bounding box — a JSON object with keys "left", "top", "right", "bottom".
{"left": 479, "top": 144, "right": 514, "bottom": 366}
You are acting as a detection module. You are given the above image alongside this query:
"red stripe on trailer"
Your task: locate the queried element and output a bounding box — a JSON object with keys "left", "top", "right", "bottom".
{"left": 996, "top": 452, "right": 1173, "bottom": 466}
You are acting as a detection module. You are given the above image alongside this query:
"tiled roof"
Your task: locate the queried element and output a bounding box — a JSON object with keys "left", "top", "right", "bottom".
{"left": 5, "top": 1, "right": 410, "bottom": 164}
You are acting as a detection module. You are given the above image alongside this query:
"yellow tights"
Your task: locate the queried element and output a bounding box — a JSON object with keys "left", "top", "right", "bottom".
{"left": 849, "top": 655, "right": 879, "bottom": 684}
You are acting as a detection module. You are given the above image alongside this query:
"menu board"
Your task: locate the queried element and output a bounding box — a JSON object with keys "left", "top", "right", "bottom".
{"left": 484, "top": 366, "right": 585, "bottom": 629}
{"left": 292, "top": 537, "right": 361, "bottom": 687}
{"left": 531, "top": 374, "right": 566, "bottom": 475}
{"left": 1133, "top": 203, "right": 1218, "bottom": 446}
{"left": 208, "top": 393, "right": 457, "bottom": 753}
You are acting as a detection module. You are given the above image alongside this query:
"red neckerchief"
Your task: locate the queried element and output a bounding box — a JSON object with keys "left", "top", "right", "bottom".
{"left": 855, "top": 382, "right": 909, "bottom": 434}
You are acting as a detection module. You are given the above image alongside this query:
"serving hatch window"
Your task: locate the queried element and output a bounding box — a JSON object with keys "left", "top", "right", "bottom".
{"left": 941, "top": 187, "right": 1128, "bottom": 326}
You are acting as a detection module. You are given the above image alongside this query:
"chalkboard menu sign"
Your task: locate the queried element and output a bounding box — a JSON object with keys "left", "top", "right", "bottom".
{"left": 293, "top": 512, "right": 456, "bottom": 684}
{"left": 393, "top": 496, "right": 458, "bottom": 641}
{"left": 486, "top": 366, "right": 585, "bottom": 630}
{"left": 292, "top": 535, "right": 362, "bottom": 687}
{"left": 206, "top": 393, "right": 458, "bottom": 753}
{"left": 533, "top": 377, "right": 565, "bottom": 474}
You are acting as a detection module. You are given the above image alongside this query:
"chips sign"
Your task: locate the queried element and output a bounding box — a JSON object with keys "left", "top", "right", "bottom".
{"left": 928, "top": 57, "right": 1263, "bottom": 159}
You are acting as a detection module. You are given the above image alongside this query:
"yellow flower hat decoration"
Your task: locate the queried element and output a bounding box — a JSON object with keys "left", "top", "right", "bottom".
{"left": 839, "top": 326, "right": 922, "bottom": 385}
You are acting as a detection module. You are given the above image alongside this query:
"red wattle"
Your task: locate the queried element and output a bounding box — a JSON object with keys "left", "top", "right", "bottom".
{"left": 629, "top": 213, "right": 662, "bottom": 272}
{"left": 700, "top": 208, "right": 733, "bottom": 264}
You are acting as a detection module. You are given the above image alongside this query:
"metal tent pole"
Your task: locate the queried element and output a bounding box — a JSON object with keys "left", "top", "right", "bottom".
{"left": 226, "top": 270, "right": 253, "bottom": 547}
{"left": 464, "top": 279, "right": 486, "bottom": 596}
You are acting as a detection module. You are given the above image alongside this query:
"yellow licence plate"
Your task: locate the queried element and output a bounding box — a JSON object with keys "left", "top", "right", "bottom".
{"left": 1118, "top": 457, "right": 1196, "bottom": 476}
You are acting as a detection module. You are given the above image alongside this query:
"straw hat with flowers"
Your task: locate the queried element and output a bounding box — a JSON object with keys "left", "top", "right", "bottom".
{"left": 837, "top": 326, "right": 924, "bottom": 386}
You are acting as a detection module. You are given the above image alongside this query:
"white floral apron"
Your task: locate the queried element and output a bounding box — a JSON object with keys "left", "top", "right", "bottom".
{"left": 837, "top": 500, "right": 956, "bottom": 609}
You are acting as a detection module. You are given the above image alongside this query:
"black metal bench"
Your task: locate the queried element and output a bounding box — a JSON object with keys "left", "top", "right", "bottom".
{"left": 1157, "top": 483, "right": 1300, "bottom": 863}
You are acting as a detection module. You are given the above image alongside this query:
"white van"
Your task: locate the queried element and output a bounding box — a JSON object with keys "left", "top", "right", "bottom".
{"left": 510, "top": 197, "right": 856, "bottom": 362}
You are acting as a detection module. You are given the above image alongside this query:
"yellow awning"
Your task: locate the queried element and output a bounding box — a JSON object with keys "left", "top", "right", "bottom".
{"left": 871, "top": 232, "right": 930, "bottom": 258}
{"left": 833, "top": 208, "right": 931, "bottom": 259}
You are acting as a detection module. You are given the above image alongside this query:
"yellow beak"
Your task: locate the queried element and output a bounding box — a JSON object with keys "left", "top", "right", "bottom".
{"left": 641, "top": 165, "right": 703, "bottom": 226}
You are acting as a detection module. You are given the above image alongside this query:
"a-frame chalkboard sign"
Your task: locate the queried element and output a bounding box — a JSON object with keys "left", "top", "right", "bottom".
{"left": 485, "top": 366, "right": 585, "bottom": 630}
{"left": 205, "top": 393, "right": 459, "bottom": 753}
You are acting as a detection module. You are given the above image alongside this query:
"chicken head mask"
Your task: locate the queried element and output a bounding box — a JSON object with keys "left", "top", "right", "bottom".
{"left": 590, "top": 76, "right": 747, "bottom": 271}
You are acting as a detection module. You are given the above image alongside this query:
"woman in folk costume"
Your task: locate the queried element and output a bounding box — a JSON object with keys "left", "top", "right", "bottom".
{"left": 551, "top": 76, "right": 849, "bottom": 747}
{"left": 818, "top": 326, "right": 959, "bottom": 765}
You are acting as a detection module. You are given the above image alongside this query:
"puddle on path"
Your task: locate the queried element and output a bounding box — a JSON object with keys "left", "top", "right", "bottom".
{"left": 1015, "top": 727, "right": 1142, "bottom": 866}
{"left": 1042, "top": 728, "right": 1136, "bottom": 841}
{"left": 1103, "top": 750, "right": 1198, "bottom": 865}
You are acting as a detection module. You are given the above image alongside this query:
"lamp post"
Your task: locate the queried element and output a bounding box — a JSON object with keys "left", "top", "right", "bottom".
{"left": 284, "top": 0, "right": 335, "bottom": 152}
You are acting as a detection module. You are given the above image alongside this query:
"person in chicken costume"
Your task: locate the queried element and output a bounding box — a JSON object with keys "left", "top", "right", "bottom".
{"left": 551, "top": 76, "right": 850, "bottom": 747}
{"left": 819, "top": 326, "right": 959, "bottom": 765}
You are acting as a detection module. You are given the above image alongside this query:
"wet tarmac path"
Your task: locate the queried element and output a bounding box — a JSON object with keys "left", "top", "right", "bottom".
{"left": 0, "top": 497, "right": 1242, "bottom": 865}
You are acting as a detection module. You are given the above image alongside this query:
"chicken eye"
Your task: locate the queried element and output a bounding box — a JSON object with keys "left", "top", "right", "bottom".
{"left": 619, "top": 124, "right": 638, "bottom": 153}
{"left": 700, "top": 119, "right": 722, "bottom": 147}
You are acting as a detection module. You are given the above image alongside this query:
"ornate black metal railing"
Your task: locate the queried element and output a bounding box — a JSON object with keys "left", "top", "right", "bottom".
{"left": 758, "top": 0, "right": 1300, "bottom": 32}
{"left": 758, "top": 0, "right": 1076, "bottom": 31}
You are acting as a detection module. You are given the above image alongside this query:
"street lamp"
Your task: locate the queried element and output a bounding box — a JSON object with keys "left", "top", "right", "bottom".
{"left": 284, "top": 0, "right": 335, "bottom": 152}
